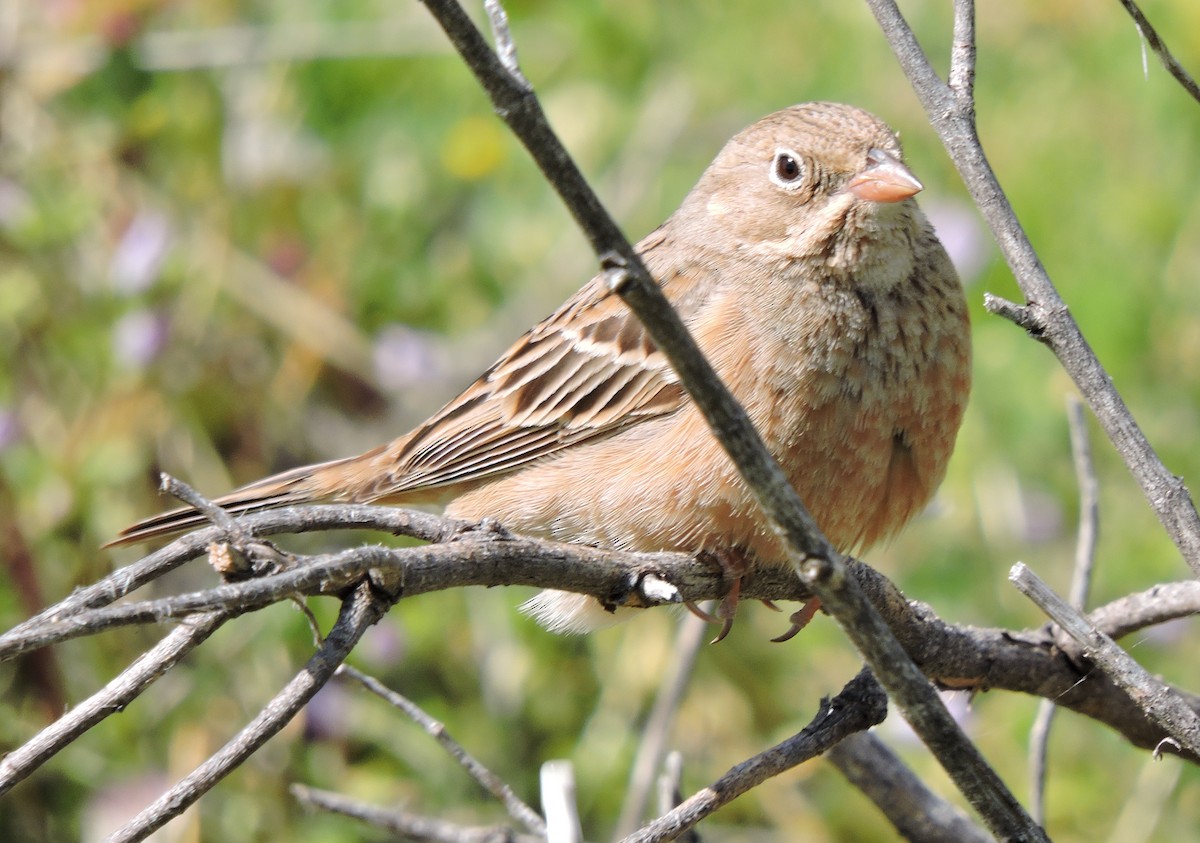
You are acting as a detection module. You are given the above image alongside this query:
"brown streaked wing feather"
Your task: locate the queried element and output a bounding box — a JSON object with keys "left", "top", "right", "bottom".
{"left": 372, "top": 228, "right": 707, "bottom": 496}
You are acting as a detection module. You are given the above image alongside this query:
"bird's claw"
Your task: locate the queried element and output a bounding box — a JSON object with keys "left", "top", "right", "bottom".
{"left": 770, "top": 598, "right": 822, "bottom": 643}
{"left": 684, "top": 601, "right": 721, "bottom": 624}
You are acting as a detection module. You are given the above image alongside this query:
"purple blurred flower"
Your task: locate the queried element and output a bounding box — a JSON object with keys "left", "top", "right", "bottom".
{"left": 373, "top": 324, "right": 444, "bottom": 390}
{"left": 305, "top": 682, "right": 353, "bottom": 742}
{"left": 108, "top": 211, "right": 172, "bottom": 294}
{"left": 882, "top": 688, "right": 975, "bottom": 747}
{"left": 925, "top": 199, "right": 989, "bottom": 287}
{"left": 0, "top": 407, "right": 19, "bottom": 450}
{"left": 111, "top": 309, "right": 170, "bottom": 369}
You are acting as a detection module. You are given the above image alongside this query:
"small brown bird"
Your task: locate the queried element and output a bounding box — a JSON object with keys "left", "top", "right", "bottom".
{"left": 114, "top": 102, "right": 971, "bottom": 637}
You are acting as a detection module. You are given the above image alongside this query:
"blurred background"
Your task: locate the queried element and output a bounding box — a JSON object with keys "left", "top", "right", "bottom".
{"left": 2, "top": 1, "right": 1199, "bottom": 840}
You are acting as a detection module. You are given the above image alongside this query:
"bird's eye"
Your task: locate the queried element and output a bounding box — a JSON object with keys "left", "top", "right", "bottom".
{"left": 770, "top": 149, "right": 805, "bottom": 189}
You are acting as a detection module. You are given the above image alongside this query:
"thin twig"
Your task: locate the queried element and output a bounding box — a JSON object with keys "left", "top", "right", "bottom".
{"left": 0, "top": 611, "right": 228, "bottom": 797}
{"left": 948, "top": 0, "right": 976, "bottom": 103}
{"left": 619, "top": 668, "right": 887, "bottom": 843}
{"left": 1030, "top": 396, "right": 1101, "bottom": 823}
{"left": 106, "top": 583, "right": 390, "bottom": 843}
{"left": 159, "top": 473, "right": 296, "bottom": 580}
{"left": 483, "top": 0, "right": 529, "bottom": 89}
{"left": 655, "top": 753, "right": 700, "bottom": 843}
{"left": 338, "top": 665, "right": 546, "bottom": 836}
{"left": 540, "top": 760, "right": 583, "bottom": 843}
{"left": 1010, "top": 563, "right": 1200, "bottom": 759}
{"left": 1027, "top": 695, "right": 1055, "bottom": 827}
{"left": 160, "top": 473, "right": 242, "bottom": 539}
{"left": 1087, "top": 580, "right": 1200, "bottom": 643}
{"left": 615, "top": 611, "right": 708, "bottom": 837}
{"left": 291, "top": 784, "right": 544, "bottom": 843}
{"left": 1116, "top": 0, "right": 1200, "bottom": 105}
{"left": 827, "top": 731, "right": 992, "bottom": 843}
{"left": 1067, "top": 397, "right": 1101, "bottom": 609}
{"left": 865, "top": 0, "right": 1200, "bottom": 575}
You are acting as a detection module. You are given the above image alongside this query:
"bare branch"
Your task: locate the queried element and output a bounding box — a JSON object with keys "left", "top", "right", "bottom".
{"left": 1027, "top": 695, "right": 1055, "bottom": 827}
{"left": 865, "top": 0, "right": 1200, "bottom": 575}
{"left": 800, "top": 555, "right": 1047, "bottom": 841}
{"left": 0, "top": 611, "right": 228, "bottom": 797}
{"left": 419, "top": 0, "right": 835, "bottom": 561}
{"left": 827, "top": 731, "right": 992, "bottom": 843}
{"left": 982, "top": 293, "right": 1049, "bottom": 342}
{"left": 619, "top": 667, "right": 886, "bottom": 842}
{"left": 338, "top": 665, "right": 546, "bottom": 836}
{"left": 1066, "top": 396, "right": 1101, "bottom": 609}
{"left": 292, "top": 784, "right": 544, "bottom": 843}
{"left": 10, "top": 493, "right": 1200, "bottom": 775}
{"left": 1030, "top": 395, "right": 1101, "bottom": 822}
{"left": 847, "top": 571, "right": 1200, "bottom": 761}
{"left": 160, "top": 472, "right": 244, "bottom": 541}
{"left": 1116, "top": 0, "right": 1200, "bottom": 105}
{"left": 0, "top": 521, "right": 805, "bottom": 661}
{"left": 1011, "top": 563, "right": 1200, "bottom": 759}
{"left": 107, "top": 583, "right": 390, "bottom": 842}
{"left": 159, "top": 474, "right": 299, "bottom": 581}
{"left": 417, "top": 0, "right": 630, "bottom": 262}
{"left": 2, "top": 504, "right": 465, "bottom": 652}
{"left": 1088, "top": 580, "right": 1200, "bottom": 642}
{"left": 948, "top": 0, "right": 977, "bottom": 104}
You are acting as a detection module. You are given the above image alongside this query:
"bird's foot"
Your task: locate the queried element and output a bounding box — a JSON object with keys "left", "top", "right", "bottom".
{"left": 688, "top": 549, "right": 752, "bottom": 643}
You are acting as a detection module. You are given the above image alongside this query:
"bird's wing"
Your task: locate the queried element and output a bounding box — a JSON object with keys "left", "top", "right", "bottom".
{"left": 363, "top": 227, "right": 703, "bottom": 498}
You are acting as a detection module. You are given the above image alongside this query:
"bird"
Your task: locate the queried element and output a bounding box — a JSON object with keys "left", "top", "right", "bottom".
{"left": 112, "top": 102, "right": 971, "bottom": 640}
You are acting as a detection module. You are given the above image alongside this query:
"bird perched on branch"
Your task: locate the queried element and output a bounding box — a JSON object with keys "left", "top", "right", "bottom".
{"left": 113, "top": 102, "right": 971, "bottom": 641}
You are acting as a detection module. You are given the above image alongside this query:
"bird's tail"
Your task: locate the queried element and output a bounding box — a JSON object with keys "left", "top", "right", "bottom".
{"left": 106, "top": 448, "right": 388, "bottom": 548}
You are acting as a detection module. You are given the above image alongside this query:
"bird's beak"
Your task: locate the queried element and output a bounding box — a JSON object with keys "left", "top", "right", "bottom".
{"left": 846, "top": 148, "right": 923, "bottom": 203}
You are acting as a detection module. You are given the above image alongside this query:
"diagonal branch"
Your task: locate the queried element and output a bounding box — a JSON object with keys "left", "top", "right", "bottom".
{"left": 106, "top": 582, "right": 391, "bottom": 843}
{"left": 800, "top": 554, "right": 1042, "bottom": 838}
{"left": 338, "top": 665, "right": 546, "bottom": 836}
{"left": 864, "top": 0, "right": 1200, "bottom": 576}
{"left": 1116, "top": 0, "right": 1200, "bottom": 105}
{"left": 619, "top": 667, "right": 887, "bottom": 843}
{"left": 0, "top": 610, "right": 228, "bottom": 797}
{"left": 828, "top": 731, "right": 992, "bottom": 843}
{"left": 291, "top": 784, "right": 545, "bottom": 843}
{"left": 1011, "top": 563, "right": 1200, "bottom": 759}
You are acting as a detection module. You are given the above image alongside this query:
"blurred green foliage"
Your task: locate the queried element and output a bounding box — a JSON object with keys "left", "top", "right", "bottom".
{"left": 3, "top": 1, "right": 1200, "bottom": 840}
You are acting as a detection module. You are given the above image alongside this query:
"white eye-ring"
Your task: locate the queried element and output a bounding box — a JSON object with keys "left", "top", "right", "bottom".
{"left": 769, "top": 148, "right": 805, "bottom": 189}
